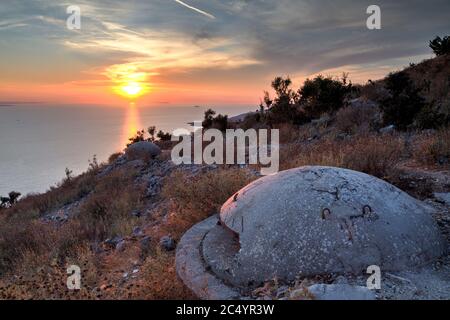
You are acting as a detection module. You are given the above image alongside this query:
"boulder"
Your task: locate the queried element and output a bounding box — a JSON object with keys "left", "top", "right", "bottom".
{"left": 207, "top": 166, "right": 445, "bottom": 287}
{"left": 125, "top": 141, "right": 161, "bottom": 160}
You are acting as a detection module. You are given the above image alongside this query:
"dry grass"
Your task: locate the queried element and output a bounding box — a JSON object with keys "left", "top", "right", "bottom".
{"left": 281, "top": 134, "right": 405, "bottom": 179}
{"left": 76, "top": 168, "right": 145, "bottom": 241}
{"left": 335, "top": 104, "right": 379, "bottom": 134}
{"left": 414, "top": 128, "right": 450, "bottom": 167}
{"left": 161, "top": 168, "right": 256, "bottom": 239}
{"left": 4, "top": 169, "right": 99, "bottom": 220}
{"left": 0, "top": 164, "right": 148, "bottom": 299}
{"left": 0, "top": 243, "right": 102, "bottom": 300}
{"left": 130, "top": 248, "right": 195, "bottom": 300}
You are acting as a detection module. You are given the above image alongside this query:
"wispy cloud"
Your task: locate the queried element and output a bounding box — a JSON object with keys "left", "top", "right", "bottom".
{"left": 174, "top": 0, "right": 216, "bottom": 19}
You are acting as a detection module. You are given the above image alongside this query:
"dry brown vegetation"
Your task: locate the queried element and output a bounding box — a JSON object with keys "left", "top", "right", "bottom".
{"left": 1, "top": 53, "right": 449, "bottom": 300}
{"left": 335, "top": 104, "right": 379, "bottom": 134}
{"left": 414, "top": 128, "right": 450, "bottom": 166}
{"left": 161, "top": 167, "right": 257, "bottom": 239}
{"left": 280, "top": 134, "right": 405, "bottom": 180}
{"left": 0, "top": 164, "right": 148, "bottom": 299}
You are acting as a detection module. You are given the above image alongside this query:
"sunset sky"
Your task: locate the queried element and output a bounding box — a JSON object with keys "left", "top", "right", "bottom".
{"left": 1, "top": 0, "right": 449, "bottom": 106}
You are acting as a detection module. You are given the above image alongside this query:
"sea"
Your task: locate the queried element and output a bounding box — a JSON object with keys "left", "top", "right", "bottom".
{"left": 0, "top": 103, "right": 254, "bottom": 196}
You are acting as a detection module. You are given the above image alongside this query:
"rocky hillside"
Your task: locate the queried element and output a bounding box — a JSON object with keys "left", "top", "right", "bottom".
{"left": 0, "top": 54, "right": 449, "bottom": 300}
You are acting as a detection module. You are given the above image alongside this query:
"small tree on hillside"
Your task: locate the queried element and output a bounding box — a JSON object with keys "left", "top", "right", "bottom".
{"left": 8, "top": 192, "right": 21, "bottom": 205}
{"left": 430, "top": 36, "right": 450, "bottom": 56}
{"left": 148, "top": 126, "right": 157, "bottom": 141}
{"left": 266, "top": 76, "right": 303, "bottom": 125}
{"left": 202, "top": 109, "right": 228, "bottom": 131}
{"left": 202, "top": 109, "right": 216, "bottom": 129}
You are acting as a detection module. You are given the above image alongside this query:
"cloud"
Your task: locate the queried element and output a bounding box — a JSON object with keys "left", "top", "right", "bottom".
{"left": 1, "top": 0, "right": 450, "bottom": 103}
{"left": 174, "top": 0, "right": 216, "bottom": 19}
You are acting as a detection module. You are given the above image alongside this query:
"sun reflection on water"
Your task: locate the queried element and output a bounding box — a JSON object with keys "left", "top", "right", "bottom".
{"left": 121, "top": 102, "right": 142, "bottom": 149}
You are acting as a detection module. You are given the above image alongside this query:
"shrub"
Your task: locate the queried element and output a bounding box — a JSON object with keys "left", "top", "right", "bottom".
{"left": 430, "top": 36, "right": 450, "bottom": 56}
{"left": 298, "top": 75, "right": 353, "bottom": 119}
{"left": 380, "top": 72, "right": 425, "bottom": 130}
{"left": 156, "top": 130, "right": 172, "bottom": 141}
{"left": 127, "top": 129, "right": 146, "bottom": 147}
{"left": 415, "top": 101, "right": 450, "bottom": 129}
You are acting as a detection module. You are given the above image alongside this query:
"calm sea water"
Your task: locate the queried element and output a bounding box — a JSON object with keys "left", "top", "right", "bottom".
{"left": 0, "top": 104, "right": 254, "bottom": 196}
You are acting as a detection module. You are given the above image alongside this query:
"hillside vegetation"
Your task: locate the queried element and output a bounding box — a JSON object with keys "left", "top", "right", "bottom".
{"left": 0, "top": 41, "right": 449, "bottom": 299}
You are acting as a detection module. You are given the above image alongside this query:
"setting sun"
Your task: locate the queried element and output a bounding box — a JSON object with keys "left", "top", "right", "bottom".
{"left": 122, "top": 82, "right": 142, "bottom": 96}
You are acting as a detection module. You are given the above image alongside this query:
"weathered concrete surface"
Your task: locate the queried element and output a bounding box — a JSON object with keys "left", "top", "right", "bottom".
{"left": 307, "top": 284, "right": 376, "bottom": 300}
{"left": 217, "top": 166, "right": 445, "bottom": 287}
{"left": 125, "top": 141, "right": 161, "bottom": 160}
{"left": 175, "top": 215, "right": 241, "bottom": 300}
{"left": 434, "top": 193, "right": 450, "bottom": 207}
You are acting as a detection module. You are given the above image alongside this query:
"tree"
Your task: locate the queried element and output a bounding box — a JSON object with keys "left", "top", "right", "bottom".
{"left": 202, "top": 109, "right": 216, "bottom": 129}
{"left": 430, "top": 36, "right": 450, "bottom": 56}
{"left": 202, "top": 109, "right": 228, "bottom": 131}
{"left": 380, "top": 72, "right": 425, "bottom": 130}
{"left": 147, "top": 126, "right": 156, "bottom": 142}
{"left": 266, "top": 76, "right": 303, "bottom": 125}
{"left": 8, "top": 192, "right": 21, "bottom": 205}
{"left": 0, "top": 197, "right": 9, "bottom": 209}
{"left": 0, "top": 191, "right": 21, "bottom": 209}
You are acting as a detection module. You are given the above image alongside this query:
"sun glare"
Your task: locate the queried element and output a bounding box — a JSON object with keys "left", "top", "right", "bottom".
{"left": 122, "top": 82, "right": 142, "bottom": 96}
{"left": 108, "top": 66, "right": 149, "bottom": 99}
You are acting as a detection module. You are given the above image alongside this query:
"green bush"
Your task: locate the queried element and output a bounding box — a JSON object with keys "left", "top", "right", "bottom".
{"left": 298, "top": 75, "right": 353, "bottom": 119}
{"left": 380, "top": 72, "right": 425, "bottom": 130}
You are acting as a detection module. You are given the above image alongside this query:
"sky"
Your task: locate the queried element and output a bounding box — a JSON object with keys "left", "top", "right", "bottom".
{"left": 0, "top": 0, "right": 449, "bottom": 106}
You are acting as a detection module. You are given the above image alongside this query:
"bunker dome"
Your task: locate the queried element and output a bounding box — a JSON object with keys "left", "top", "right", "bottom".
{"left": 201, "top": 166, "right": 445, "bottom": 287}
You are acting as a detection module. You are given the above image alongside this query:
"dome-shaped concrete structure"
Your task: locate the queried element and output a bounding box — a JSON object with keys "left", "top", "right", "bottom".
{"left": 202, "top": 166, "right": 445, "bottom": 287}
{"left": 125, "top": 141, "right": 161, "bottom": 160}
